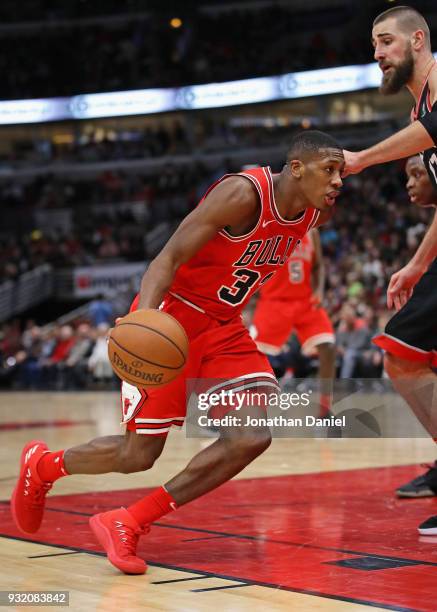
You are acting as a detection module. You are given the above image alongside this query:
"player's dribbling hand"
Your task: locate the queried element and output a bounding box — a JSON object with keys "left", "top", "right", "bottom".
{"left": 107, "top": 317, "right": 123, "bottom": 341}
{"left": 387, "top": 262, "right": 425, "bottom": 311}
{"left": 342, "top": 150, "right": 366, "bottom": 177}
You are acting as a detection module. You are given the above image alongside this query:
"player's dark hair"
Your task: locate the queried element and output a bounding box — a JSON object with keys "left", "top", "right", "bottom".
{"left": 287, "top": 130, "right": 342, "bottom": 162}
{"left": 373, "top": 6, "right": 431, "bottom": 50}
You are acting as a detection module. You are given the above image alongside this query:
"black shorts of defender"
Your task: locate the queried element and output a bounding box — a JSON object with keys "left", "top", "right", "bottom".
{"left": 373, "top": 258, "right": 437, "bottom": 367}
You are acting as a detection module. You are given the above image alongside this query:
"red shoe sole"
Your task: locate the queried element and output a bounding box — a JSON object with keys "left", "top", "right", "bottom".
{"left": 11, "top": 440, "right": 47, "bottom": 534}
{"left": 89, "top": 514, "right": 146, "bottom": 575}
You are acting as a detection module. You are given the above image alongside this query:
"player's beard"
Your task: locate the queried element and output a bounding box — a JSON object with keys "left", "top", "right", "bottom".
{"left": 379, "top": 44, "right": 414, "bottom": 95}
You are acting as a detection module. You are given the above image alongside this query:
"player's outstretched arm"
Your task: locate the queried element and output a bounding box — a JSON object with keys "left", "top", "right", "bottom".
{"left": 387, "top": 209, "right": 437, "bottom": 311}
{"left": 343, "top": 121, "right": 434, "bottom": 176}
{"left": 137, "top": 177, "right": 259, "bottom": 309}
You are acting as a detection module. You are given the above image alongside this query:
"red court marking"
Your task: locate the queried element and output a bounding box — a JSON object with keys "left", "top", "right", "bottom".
{"left": 0, "top": 420, "right": 94, "bottom": 431}
{"left": 2, "top": 464, "right": 437, "bottom": 611}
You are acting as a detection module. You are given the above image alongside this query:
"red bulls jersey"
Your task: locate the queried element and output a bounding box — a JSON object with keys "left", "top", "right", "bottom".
{"left": 259, "top": 231, "right": 315, "bottom": 301}
{"left": 169, "top": 167, "right": 320, "bottom": 320}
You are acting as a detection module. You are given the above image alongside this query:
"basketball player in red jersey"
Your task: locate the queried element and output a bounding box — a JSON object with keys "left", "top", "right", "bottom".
{"left": 12, "top": 131, "right": 344, "bottom": 574}
{"left": 343, "top": 6, "right": 437, "bottom": 534}
{"left": 250, "top": 229, "right": 335, "bottom": 416}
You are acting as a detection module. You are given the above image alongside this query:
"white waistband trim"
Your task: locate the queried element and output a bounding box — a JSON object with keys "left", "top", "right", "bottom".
{"left": 169, "top": 291, "right": 206, "bottom": 313}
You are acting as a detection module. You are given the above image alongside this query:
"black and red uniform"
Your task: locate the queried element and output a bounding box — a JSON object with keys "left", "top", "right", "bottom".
{"left": 373, "top": 77, "right": 437, "bottom": 367}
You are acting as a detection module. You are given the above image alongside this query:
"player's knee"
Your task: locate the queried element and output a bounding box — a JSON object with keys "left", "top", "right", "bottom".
{"left": 118, "top": 448, "right": 157, "bottom": 473}
{"left": 384, "top": 352, "right": 425, "bottom": 378}
{"left": 317, "top": 342, "right": 336, "bottom": 359}
{"left": 118, "top": 434, "right": 164, "bottom": 473}
{"left": 250, "top": 429, "right": 272, "bottom": 455}
{"left": 228, "top": 428, "right": 272, "bottom": 461}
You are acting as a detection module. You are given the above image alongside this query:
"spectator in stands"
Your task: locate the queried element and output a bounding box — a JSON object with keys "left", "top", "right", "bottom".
{"left": 41, "top": 325, "right": 76, "bottom": 388}
{"left": 60, "top": 323, "right": 93, "bottom": 389}
{"left": 88, "top": 294, "right": 114, "bottom": 327}
{"left": 88, "top": 323, "right": 114, "bottom": 385}
{"left": 336, "top": 304, "right": 373, "bottom": 378}
{"left": 16, "top": 326, "right": 47, "bottom": 389}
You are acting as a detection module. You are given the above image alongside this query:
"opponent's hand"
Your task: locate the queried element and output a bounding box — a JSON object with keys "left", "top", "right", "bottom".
{"left": 342, "top": 150, "right": 366, "bottom": 177}
{"left": 387, "top": 262, "right": 425, "bottom": 311}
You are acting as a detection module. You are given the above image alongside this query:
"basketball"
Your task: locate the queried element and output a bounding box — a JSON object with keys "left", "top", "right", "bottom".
{"left": 107, "top": 309, "right": 189, "bottom": 388}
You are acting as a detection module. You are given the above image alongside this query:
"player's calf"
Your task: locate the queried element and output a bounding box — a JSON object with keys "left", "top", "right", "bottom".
{"left": 11, "top": 431, "right": 167, "bottom": 535}
{"left": 63, "top": 430, "right": 166, "bottom": 475}
{"left": 88, "top": 408, "right": 271, "bottom": 574}
{"left": 165, "top": 406, "right": 272, "bottom": 506}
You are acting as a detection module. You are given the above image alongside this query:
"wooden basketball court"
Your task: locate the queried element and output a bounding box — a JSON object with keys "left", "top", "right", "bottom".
{"left": 1, "top": 391, "right": 437, "bottom": 611}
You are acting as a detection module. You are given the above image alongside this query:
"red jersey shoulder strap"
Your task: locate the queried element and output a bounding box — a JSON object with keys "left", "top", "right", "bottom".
{"left": 264, "top": 168, "right": 320, "bottom": 231}
{"left": 197, "top": 166, "right": 270, "bottom": 210}
{"left": 237, "top": 166, "right": 271, "bottom": 215}
{"left": 194, "top": 167, "right": 271, "bottom": 242}
{"left": 197, "top": 166, "right": 319, "bottom": 234}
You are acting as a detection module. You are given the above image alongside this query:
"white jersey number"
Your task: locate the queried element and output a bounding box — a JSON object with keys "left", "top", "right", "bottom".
{"left": 288, "top": 260, "right": 304, "bottom": 284}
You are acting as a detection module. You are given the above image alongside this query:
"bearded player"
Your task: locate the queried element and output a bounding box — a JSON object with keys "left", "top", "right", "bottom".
{"left": 11, "top": 131, "right": 344, "bottom": 574}
{"left": 343, "top": 6, "right": 437, "bottom": 534}
{"left": 250, "top": 228, "right": 335, "bottom": 417}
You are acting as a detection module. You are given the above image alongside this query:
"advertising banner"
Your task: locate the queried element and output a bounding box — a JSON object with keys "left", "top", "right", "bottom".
{"left": 73, "top": 262, "right": 145, "bottom": 298}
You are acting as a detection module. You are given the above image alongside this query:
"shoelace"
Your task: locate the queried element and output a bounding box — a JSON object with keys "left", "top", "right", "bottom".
{"left": 27, "top": 480, "right": 52, "bottom": 509}
{"left": 114, "top": 520, "right": 145, "bottom": 554}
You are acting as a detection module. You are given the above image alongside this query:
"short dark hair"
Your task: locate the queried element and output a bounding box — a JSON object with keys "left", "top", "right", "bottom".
{"left": 287, "top": 130, "right": 342, "bottom": 162}
{"left": 373, "top": 6, "right": 431, "bottom": 50}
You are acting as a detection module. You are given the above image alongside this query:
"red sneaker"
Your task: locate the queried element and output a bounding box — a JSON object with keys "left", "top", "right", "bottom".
{"left": 11, "top": 440, "right": 52, "bottom": 533}
{"left": 89, "top": 508, "right": 148, "bottom": 574}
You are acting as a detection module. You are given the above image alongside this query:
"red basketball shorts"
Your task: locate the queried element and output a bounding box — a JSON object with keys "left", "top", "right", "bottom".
{"left": 251, "top": 297, "right": 335, "bottom": 356}
{"left": 120, "top": 294, "right": 277, "bottom": 435}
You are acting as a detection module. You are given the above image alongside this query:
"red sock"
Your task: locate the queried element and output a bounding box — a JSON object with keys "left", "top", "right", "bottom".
{"left": 127, "top": 486, "right": 177, "bottom": 527}
{"left": 319, "top": 393, "right": 332, "bottom": 417}
{"left": 36, "top": 450, "right": 69, "bottom": 483}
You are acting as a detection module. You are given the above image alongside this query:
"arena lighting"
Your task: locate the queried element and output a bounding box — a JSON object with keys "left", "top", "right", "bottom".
{"left": 0, "top": 56, "right": 436, "bottom": 125}
{"left": 69, "top": 88, "right": 176, "bottom": 119}
{"left": 170, "top": 17, "right": 182, "bottom": 28}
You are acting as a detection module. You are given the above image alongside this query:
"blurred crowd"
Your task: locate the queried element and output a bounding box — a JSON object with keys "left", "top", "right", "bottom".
{"left": 0, "top": 162, "right": 214, "bottom": 278}
{"left": 5, "top": 122, "right": 192, "bottom": 166}
{"left": 0, "top": 155, "right": 431, "bottom": 386}
{"left": 3, "top": 118, "right": 310, "bottom": 167}
{"left": 2, "top": 3, "right": 434, "bottom": 99}
{"left": 0, "top": 297, "right": 118, "bottom": 390}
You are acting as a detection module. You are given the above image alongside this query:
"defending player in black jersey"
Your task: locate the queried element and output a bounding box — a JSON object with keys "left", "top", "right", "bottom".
{"left": 391, "top": 156, "right": 437, "bottom": 505}
{"left": 343, "top": 5, "right": 437, "bottom": 535}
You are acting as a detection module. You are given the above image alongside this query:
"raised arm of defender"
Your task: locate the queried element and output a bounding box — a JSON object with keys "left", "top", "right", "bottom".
{"left": 137, "top": 177, "right": 259, "bottom": 309}
{"left": 343, "top": 122, "right": 433, "bottom": 176}
{"left": 343, "top": 70, "right": 437, "bottom": 176}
